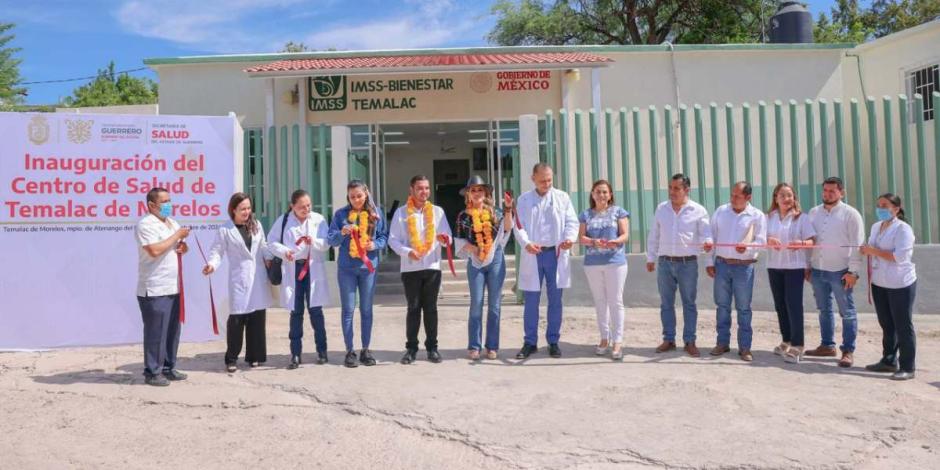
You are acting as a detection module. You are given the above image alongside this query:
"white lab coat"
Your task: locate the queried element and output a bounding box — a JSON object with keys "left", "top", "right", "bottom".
{"left": 512, "top": 188, "right": 579, "bottom": 292}
{"left": 267, "top": 211, "right": 331, "bottom": 309}
{"left": 206, "top": 220, "right": 273, "bottom": 315}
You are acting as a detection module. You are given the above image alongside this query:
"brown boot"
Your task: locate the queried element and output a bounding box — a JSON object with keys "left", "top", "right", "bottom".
{"left": 684, "top": 342, "right": 700, "bottom": 357}
{"left": 739, "top": 349, "right": 754, "bottom": 362}
{"left": 710, "top": 344, "right": 731, "bottom": 356}
{"left": 804, "top": 345, "right": 837, "bottom": 357}
{"left": 656, "top": 341, "right": 677, "bottom": 353}
{"left": 838, "top": 351, "right": 854, "bottom": 368}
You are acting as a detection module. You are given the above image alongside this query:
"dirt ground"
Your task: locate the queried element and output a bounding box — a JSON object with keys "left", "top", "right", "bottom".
{"left": 2, "top": 302, "right": 939, "bottom": 469}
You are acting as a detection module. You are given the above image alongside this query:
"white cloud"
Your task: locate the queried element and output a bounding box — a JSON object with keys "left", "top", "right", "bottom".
{"left": 304, "top": 0, "right": 485, "bottom": 50}
{"left": 114, "top": 0, "right": 308, "bottom": 53}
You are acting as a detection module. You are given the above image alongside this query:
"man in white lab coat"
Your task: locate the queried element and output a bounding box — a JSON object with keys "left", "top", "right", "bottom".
{"left": 512, "top": 163, "right": 579, "bottom": 359}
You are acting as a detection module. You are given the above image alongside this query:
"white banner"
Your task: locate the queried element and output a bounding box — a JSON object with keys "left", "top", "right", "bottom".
{"left": 0, "top": 112, "right": 241, "bottom": 350}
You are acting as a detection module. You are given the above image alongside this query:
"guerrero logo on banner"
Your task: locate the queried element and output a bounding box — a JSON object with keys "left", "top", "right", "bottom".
{"left": 0, "top": 112, "right": 238, "bottom": 350}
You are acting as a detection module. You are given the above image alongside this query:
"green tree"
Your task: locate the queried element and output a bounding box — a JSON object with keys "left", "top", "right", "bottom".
{"left": 0, "top": 23, "right": 26, "bottom": 111}
{"left": 280, "top": 41, "right": 311, "bottom": 52}
{"left": 814, "top": 0, "right": 872, "bottom": 43}
{"left": 866, "top": 0, "right": 940, "bottom": 38}
{"left": 487, "top": 0, "right": 781, "bottom": 45}
{"left": 62, "top": 62, "right": 158, "bottom": 107}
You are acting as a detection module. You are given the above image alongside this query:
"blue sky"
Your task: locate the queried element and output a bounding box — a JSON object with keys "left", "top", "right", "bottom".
{"left": 4, "top": 0, "right": 844, "bottom": 105}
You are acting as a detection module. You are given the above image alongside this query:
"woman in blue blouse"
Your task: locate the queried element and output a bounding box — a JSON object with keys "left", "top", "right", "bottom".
{"left": 578, "top": 180, "right": 630, "bottom": 361}
{"left": 328, "top": 180, "right": 388, "bottom": 368}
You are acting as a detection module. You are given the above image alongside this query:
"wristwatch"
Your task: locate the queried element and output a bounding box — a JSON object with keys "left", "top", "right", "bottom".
{"left": 848, "top": 271, "right": 859, "bottom": 278}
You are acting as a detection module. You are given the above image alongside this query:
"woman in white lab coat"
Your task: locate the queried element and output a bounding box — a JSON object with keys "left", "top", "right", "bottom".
{"left": 267, "top": 189, "right": 331, "bottom": 369}
{"left": 203, "top": 192, "right": 273, "bottom": 372}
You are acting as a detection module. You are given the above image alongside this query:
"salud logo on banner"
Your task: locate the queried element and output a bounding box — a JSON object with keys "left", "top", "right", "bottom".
{"left": 309, "top": 76, "right": 347, "bottom": 111}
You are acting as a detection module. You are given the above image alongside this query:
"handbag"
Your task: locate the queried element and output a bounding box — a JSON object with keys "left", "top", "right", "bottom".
{"left": 266, "top": 211, "right": 290, "bottom": 285}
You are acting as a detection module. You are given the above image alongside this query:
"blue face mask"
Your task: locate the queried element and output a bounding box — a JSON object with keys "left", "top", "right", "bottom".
{"left": 875, "top": 207, "right": 893, "bottom": 222}
{"left": 158, "top": 202, "right": 172, "bottom": 218}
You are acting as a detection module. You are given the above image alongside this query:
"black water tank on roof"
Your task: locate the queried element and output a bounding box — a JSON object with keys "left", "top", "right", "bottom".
{"left": 769, "top": 1, "right": 814, "bottom": 43}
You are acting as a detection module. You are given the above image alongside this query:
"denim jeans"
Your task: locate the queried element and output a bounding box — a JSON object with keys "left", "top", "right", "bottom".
{"left": 656, "top": 257, "right": 699, "bottom": 344}
{"left": 714, "top": 259, "right": 755, "bottom": 350}
{"left": 467, "top": 247, "right": 506, "bottom": 351}
{"left": 337, "top": 266, "right": 376, "bottom": 352}
{"left": 290, "top": 261, "right": 327, "bottom": 356}
{"left": 810, "top": 268, "right": 858, "bottom": 352}
{"left": 523, "top": 248, "right": 564, "bottom": 347}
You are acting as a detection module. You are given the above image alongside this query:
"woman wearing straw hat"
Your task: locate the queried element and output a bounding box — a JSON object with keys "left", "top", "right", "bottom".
{"left": 453, "top": 175, "right": 514, "bottom": 360}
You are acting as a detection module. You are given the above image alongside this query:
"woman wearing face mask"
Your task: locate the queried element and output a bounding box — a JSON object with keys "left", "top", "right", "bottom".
{"left": 328, "top": 180, "right": 388, "bottom": 368}
{"left": 765, "top": 183, "right": 815, "bottom": 364}
{"left": 453, "top": 176, "right": 513, "bottom": 360}
{"left": 578, "top": 179, "right": 630, "bottom": 361}
{"left": 860, "top": 194, "right": 917, "bottom": 381}
{"left": 267, "top": 190, "right": 331, "bottom": 370}
{"left": 203, "top": 192, "right": 273, "bottom": 372}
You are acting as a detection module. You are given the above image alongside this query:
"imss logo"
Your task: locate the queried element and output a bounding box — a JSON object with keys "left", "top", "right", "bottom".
{"left": 309, "top": 76, "right": 347, "bottom": 111}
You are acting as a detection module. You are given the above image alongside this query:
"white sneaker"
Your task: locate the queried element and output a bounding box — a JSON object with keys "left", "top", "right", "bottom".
{"left": 773, "top": 342, "right": 791, "bottom": 356}
{"left": 595, "top": 345, "right": 609, "bottom": 356}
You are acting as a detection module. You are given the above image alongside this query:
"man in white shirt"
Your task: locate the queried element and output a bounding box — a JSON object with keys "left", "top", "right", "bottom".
{"left": 388, "top": 175, "right": 453, "bottom": 364}
{"left": 135, "top": 188, "right": 191, "bottom": 386}
{"left": 512, "top": 163, "right": 579, "bottom": 359}
{"left": 646, "top": 174, "right": 713, "bottom": 357}
{"left": 805, "top": 176, "right": 865, "bottom": 368}
{"left": 706, "top": 182, "right": 767, "bottom": 362}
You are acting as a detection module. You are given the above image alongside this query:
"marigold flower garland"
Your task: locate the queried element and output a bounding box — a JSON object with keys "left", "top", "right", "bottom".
{"left": 406, "top": 196, "right": 435, "bottom": 255}
{"left": 468, "top": 206, "right": 493, "bottom": 262}
{"left": 347, "top": 209, "right": 370, "bottom": 258}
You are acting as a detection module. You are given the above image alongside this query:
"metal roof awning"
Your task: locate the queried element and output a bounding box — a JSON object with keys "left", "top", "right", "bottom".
{"left": 243, "top": 52, "right": 613, "bottom": 77}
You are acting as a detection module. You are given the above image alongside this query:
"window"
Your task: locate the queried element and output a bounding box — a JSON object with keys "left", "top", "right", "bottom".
{"left": 906, "top": 63, "right": 939, "bottom": 121}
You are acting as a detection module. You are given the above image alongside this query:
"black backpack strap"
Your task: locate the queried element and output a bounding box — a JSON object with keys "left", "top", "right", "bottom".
{"left": 279, "top": 211, "right": 290, "bottom": 244}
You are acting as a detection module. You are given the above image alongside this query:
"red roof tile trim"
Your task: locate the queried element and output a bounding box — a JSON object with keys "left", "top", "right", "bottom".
{"left": 244, "top": 52, "right": 613, "bottom": 73}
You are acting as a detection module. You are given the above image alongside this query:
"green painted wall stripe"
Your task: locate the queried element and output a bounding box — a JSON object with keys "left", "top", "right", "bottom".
{"left": 883, "top": 96, "right": 896, "bottom": 194}
{"left": 575, "top": 110, "right": 585, "bottom": 211}
{"left": 605, "top": 108, "right": 615, "bottom": 185}
{"left": 834, "top": 99, "right": 847, "bottom": 180}
{"left": 558, "top": 109, "right": 570, "bottom": 193}
{"left": 866, "top": 97, "right": 880, "bottom": 197}
{"left": 898, "top": 94, "right": 914, "bottom": 231}
{"left": 267, "top": 126, "right": 278, "bottom": 215}
{"left": 649, "top": 106, "right": 661, "bottom": 205}
{"left": 291, "top": 124, "right": 301, "bottom": 190}
{"left": 788, "top": 100, "right": 800, "bottom": 194}
{"left": 317, "top": 124, "right": 329, "bottom": 215}
{"left": 744, "top": 103, "right": 754, "bottom": 185}
{"left": 819, "top": 99, "right": 831, "bottom": 178}
{"left": 280, "top": 126, "right": 289, "bottom": 209}
{"left": 589, "top": 109, "right": 599, "bottom": 183}
{"left": 679, "top": 105, "right": 690, "bottom": 175}
{"left": 758, "top": 101, "right": 770, "bottom": 209}
{"left": 725, "top": 103, "right": 737, "bottom": 185}
{"left": 694, "top": 105, "right": 707, "bottom": 206}
{"left": 850, "top": 99, "right": 865, "bottom": 216}
{"left": 804, "top": 100, "right": 817, "bottom": 205}
{"left": 772, "top": 101, "right": 783, "bottom": 187}
{"left": 632, "top": 107, "right": 646, "bottom": 250}
{"left": 664, "top": 106, "right": 675, "bottom": 179}
{"left": 913, "top": 94, "right": 930, "bottom": 242}
{"left": 709, "top": 103, "right": 721, "bottom": 209}
{"left": 545, "top": 110, "right": 555, "bottom": 168}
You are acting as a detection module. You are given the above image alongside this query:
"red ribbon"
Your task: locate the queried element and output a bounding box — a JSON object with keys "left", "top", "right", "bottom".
{"left": 350, "top": 230, "right": 376, "bottom": 273}
{"left": 505, "top": 190, "right": 522, "bottom": 229}
{"left": 443, "top": 235, "right": 457, "bottom": 277}
{"left": 295, "top": 236, "right": 312, "bottom": 281}
{"left": 176, "top": 249, "right": 185, "bottom": 324}
{"left": 193, "top": 234, "right": 220, "bottom": 335}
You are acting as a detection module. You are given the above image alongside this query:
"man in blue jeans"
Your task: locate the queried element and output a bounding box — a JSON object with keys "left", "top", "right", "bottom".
{"left": 646, "top": 174, "right": 713, "bottom": 357}
{"left": 706, "top": 182, "right": 767, "bottom": 362}
{"left": 512, "top": 163, "right": 579, "bottom": 360}
{"left": 805, "top": 177, "right": 865, "bottom": 367}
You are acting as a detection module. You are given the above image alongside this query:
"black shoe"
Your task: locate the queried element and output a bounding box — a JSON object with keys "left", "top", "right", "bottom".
{"left": 427, "top": 349, "right": 442, "bottom": 363}
{"left": 344, "top": 351, "right": 359, "bottom": 368}
{"left": 515, "top": 344, "right": 537, "bottom": 359}
{"left": 287, "top": 355, "right": 301, "bottom": 370}
{"left": 145, "top": 374, "right": 170, "bottom": 387}
{"left": 162, "top": 369, "right": 188, "bottom": 381}
{"left": 400, "top": 350, "right": 417, "bottom": 365}
{"left": 549, "top": 343, "right": 562, "bottom": 358}
{"left": 865, "top": 361, "right": 899, "bottom": 373}
{"left": 360, "top": 349, "right": 376, "bottom": 366}
{"left": 225, "top": 363, "right": 237, "bottom": 373}
{"left": 316, "top": 353, "right": 328, "bottom": 365}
